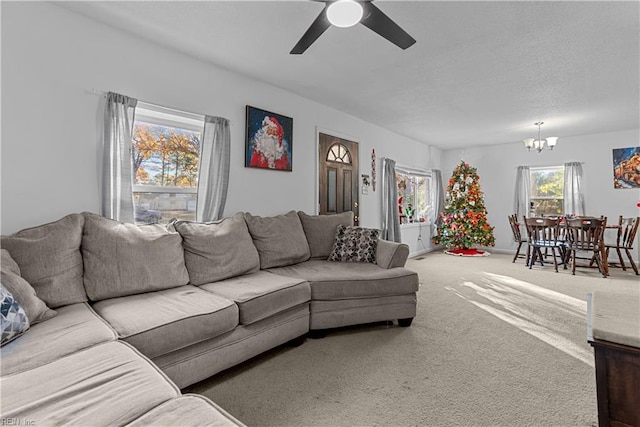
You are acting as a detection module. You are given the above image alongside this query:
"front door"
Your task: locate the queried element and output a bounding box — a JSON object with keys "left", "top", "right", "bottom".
{"left": 318, "top": 133, "right": 359, "bottom": 225}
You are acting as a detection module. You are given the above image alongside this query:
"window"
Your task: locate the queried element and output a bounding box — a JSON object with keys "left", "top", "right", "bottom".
{"left": 132, "top": 103, "right": 204, "bottom": 224}
{"left": 326, "top": 143, "right": 352, "bottom": 164}
{"left": 530, "top": 165, "right": 564, "bottom": 216}
{"left": 396, "top": 171, "right": 432, "bottom": 224}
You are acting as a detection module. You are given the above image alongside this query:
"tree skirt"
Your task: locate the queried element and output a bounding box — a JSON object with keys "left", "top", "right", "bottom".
{"left": 444, "top": 248, "right": 491, "bottom": 257}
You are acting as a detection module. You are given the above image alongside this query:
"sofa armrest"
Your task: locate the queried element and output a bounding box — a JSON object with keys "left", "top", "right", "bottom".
{"left": 376, "top": 239, "right": 410, "bottom": 269}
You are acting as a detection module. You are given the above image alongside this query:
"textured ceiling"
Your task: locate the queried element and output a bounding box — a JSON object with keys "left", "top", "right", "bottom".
{"left": 59, "top": 1, "right": 640, "bottom": 150}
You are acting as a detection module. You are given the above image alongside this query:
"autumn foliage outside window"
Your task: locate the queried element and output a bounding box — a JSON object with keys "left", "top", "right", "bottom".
{"left": 529, "top": 166, "right": 564, "bottom": 216}
{"left": 131, "top": 104, "right": 203, "bottom": 224}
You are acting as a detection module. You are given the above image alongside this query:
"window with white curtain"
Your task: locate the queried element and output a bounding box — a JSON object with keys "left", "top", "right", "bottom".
{"left": 530, "top": 165, "right": 564, "bottom": 216}
{"left": 132, "top": 103, "right": 204, "bottom": 224}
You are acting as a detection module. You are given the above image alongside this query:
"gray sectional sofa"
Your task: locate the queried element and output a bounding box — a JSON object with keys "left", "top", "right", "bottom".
{"left": 0, "top": 210, "right": 419, "bottom": 426}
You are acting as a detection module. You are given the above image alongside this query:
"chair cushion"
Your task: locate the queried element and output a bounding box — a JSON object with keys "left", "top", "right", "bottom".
{"left": 298, "top": 211, "right": 354, "bottom": 258}
{"left": 92, "top": 285, "right": 238, "bottom": 358}
{"left": 328, "top": 225, "right": 379, "bottom": 263}
{"left": 0, "top": 285, "right": 30, "bottom": 346}
{"left": 0, "top": 213, "right": 87, "bottom": 308}
{"left": 173, "top": 213, "right": 260, "bottom": 286}
{"left": 82, "top": 213, "right": 190, "bottom": 301}
{"left": 244, "top": 211, "right": 310, "bottom": 268}
{"left": 127, "top": 394, "right": 244, "bottom": 427}
{"left": 268, "top": 259, "right": 419, "bottom": 300}
{"left": 0, "top": 341, "right": 180, "bottom": 426}
{"left": 0, "top": 303, "right": 117, "bottom": 376}
{"left": 200, "top": 271, "right": 310, "bottom": 325}
{"left": 1, "top": 249, "right": 57, "bottom": 324}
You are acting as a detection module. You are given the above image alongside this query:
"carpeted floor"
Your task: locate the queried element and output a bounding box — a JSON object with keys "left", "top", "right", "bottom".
{"left": 185, "top": 252, "right": 639, "bottom": 426}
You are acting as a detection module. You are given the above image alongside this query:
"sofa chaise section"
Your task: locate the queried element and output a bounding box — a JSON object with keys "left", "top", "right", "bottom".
{"left": 0, "top": 302, "right": 117, "bottom": 376}
{"left": 126, "top": 395, "right": 244, "bottom": 427}
{"left": 269, "top": 259, "right": 419, "bottom": 329}
{"left": 0, "top": 341, "right": 180, "bottom": 426}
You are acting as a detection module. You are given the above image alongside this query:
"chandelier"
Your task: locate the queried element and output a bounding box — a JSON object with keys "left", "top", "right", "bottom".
{"left": 523, "top": 122, "right": 558, "bottom": 153}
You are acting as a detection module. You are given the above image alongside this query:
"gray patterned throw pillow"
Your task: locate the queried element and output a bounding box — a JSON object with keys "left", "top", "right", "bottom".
{"left": 1, "top": 284, "right": 30, "bottom": 346}
{"left": 328, "top": 225, "right": 380, "bottom": 263}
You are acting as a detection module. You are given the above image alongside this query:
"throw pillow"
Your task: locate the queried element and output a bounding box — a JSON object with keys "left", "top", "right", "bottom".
{"left": 172, "top": 213, "right": 260, "bottom": 286}
{"left": 1, "top": 250, "right": 57, "bottom": 324}
{"left": 328, "top": 225, "right": 380, "bottom": 263}
{"left": 1, "top": 213, "right": 87, "bottom": 308}
{"left": 297, "top": 211, "right": 354, "bottom": 259}
{"left": 1, "top": 284, "right": 30, "bottom": 346}
{"left": 82, "top": 213, "right": 190, "bottom": 301}
{"left": 243, "top": 211, "right": 311, "bottom": 269}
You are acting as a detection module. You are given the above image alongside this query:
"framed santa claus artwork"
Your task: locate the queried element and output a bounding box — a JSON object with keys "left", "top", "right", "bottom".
{"left": 245, "top": 105, "right": 293, "bottom": 171}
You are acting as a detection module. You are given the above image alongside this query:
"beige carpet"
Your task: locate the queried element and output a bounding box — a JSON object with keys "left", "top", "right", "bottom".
{"left": 186, "top": 252, "right": 639, "bottom": 426}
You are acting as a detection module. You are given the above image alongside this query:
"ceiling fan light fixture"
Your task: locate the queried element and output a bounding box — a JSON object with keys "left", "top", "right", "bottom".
{"left": 326, "top": 0, "right": 363, "bottom": 28}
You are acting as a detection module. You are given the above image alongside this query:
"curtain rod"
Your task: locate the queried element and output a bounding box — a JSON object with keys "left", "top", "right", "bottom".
{"left": 396, "top": 163, "right": 433, "bottom": 175}
{"left": 87, "top": 88, "right": 235, "bottom": 125}
{"left": 516, "top": 161, "right": 585, "bottom": 168}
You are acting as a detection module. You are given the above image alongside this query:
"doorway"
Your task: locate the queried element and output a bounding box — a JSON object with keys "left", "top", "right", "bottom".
{"left": 318, "top": 133, "right": 359, "bottom": 225}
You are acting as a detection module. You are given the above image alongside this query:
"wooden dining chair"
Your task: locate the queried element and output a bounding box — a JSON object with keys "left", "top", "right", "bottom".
{"left": 604, "top": 216, "right": 639, "bottom": 275}
{"left": 524, "top": 217, "right": 566, "bottom": 272}
{"left": 508, "top": 214, "right": 528, "bottom": 263}
{"left": 565, "top": 217, "right": 607, "bottom": 277}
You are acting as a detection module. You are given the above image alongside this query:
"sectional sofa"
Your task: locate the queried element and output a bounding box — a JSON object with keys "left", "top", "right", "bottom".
{"left": 1, "top": 210, "right": 419, "bottom": 426}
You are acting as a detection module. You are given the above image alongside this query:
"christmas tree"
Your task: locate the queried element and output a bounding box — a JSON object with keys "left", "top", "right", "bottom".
{"left": 432, "top": 161, "right": 495, "bottom": 251}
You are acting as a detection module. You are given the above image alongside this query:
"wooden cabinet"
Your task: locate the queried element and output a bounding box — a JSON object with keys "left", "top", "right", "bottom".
{"left": 590, "top": 339, "right": 640, "bottom": 427}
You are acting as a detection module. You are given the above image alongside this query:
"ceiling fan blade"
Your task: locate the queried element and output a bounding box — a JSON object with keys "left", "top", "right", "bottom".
{"left": 360, "top": 2, "right": 416, "bottom": 50}
{"left": 290, "top": 5, "right": 331, "bottom": 55}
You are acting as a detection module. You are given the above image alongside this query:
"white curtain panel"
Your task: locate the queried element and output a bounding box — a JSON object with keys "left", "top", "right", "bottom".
{"left": 381, "top": 158, "right": 401, "bottom": 242}
{"left": 564, "top": 162, "right": 586, "bottom": 216}
{"left": 513, "top": 165, "right": 531, "bottom": 220}
{"left": 431, "top": 169, "right": 445, "bottom": 234}
{"left": 196, "top": 116, "right": 231, "bottom": 222}
{"left": 102, "top": 92, "right": 137, "bottom": 223}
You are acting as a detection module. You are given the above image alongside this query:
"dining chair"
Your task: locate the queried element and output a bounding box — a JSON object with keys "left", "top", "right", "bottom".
{"left": 565, "top": 217, "right": 608, "bottom": 277}
{"left": 604, "top": 216, "right": 639, "bottom": 275}
{"left": 508, "top": 214, "right": 527, "bottom": 263}
{"left": 523, "top": 217, "right": 566, "bottom": 272}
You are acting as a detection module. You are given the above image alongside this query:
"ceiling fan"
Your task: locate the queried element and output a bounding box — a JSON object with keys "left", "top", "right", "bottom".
{"left": 290, "top": 0, "right": 416, "bottom": 55}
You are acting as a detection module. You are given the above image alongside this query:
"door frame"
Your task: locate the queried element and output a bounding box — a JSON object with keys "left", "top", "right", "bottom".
{"left": 315, "top": 127, "right": 360, "bottom": 215}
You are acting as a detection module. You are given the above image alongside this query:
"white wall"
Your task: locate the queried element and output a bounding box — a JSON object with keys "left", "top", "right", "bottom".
{"left": 441, "top": 128, "right": 640, "bottom": 259}
{"left": 0, "top": 2, "right": 439, "bottom": 234}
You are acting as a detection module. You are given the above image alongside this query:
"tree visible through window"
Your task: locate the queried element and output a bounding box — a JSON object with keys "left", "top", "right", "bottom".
{"left": 530, "top": 166, "right": 564, "bottom": 216}
{"left": 131, "top": 103, "right": 204, "bottom": 224}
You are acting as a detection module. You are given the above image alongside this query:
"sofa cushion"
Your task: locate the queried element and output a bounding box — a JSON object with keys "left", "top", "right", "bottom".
{"left": 0, "top": 213, "right": 86, "bottom": 308}
{"left": 92, "top": 285, "right": 238, "bottom": 358}
{"left": 0, "top": 285, "right": 30, "bottom": 346}
{"left": 1, "top": 249, "right": 57, "bottom": 324}
{"left": 200, "top": 271, "right": 310, "bottom": 325}
{"left": 298, "top": 211, "right": 354, "bottom": 258}
{"left": 243, "top": 211, "right": 310, "bottom": 268}
{"left": 82, "top": 213, "right": 190, "bottom": 301}
{"left": 0, "top": 302, "right": 117, "bottom": 376}
{"left": 127, "top": 394, "right": 244, "bottom": 427}
{"left": 268, "top": 259, "right": 419, "bottom": 300}
{"left": 173, "top": 213, "right": 260, "bottom": 286}
{"left": 154, "top": 304, "right": 310, "bottom": 389}
{"left": 328, "top": 225, "right": 379, "bottom": 263}
{"left": 0, "top": 341, "right": 180, "bottom": 426}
